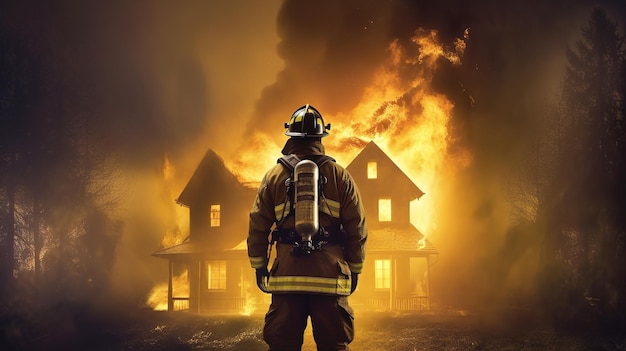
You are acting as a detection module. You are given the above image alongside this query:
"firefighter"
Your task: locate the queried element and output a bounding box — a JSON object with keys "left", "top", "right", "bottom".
{"left": 248, "top": 104, "right": 367, "bottom": 351}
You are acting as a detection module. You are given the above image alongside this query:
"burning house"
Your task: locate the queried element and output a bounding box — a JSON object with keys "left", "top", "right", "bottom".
{"left": 153, "top": 141, "right": 437, "bottom": 313}
{"left": 345, "top": 141, "right": 438, "bottom": 311}
{"left": 152, "top": 150, "right": 259, "bottom": 313}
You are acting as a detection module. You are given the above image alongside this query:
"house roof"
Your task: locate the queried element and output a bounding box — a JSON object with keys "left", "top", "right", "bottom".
{"left": 346, "top": 141, "right": 424, "bottom": 201}
{"left": 152, "top": 241, "right": 212, "bottom": 257}
{"left": 367, "top": 226, "right": 438, "bottom": 255}
{"left": 154, "top": 146, "right": 438, "bottom": 260}
{"left": 176, "top": 149, "right": 247, "bottom": 207}
{"left": 152, "top": 240, "right": 245, "bottom": 260}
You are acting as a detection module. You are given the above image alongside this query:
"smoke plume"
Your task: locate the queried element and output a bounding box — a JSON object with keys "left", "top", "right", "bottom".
{"left": 244, "top": 0, "right": 626, "bottom": 313}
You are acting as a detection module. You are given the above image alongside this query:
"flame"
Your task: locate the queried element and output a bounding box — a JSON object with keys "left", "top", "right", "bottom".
{"left": 229, "top": 132, "right": 282, "bottom": 185}
{"left": 146, "top": 155, "right": 190, "bottom": 311}
{"left": 149, "top": 28, "right": 473, "bottom": 312}
{"left": 161, "top": 153, "right": 188, "bottom": 248}
{"left": 146, "top": 269, "right": 190, "bottom": 311}
{"left": 239, "top": 279, "right": 257, "bottom": 316}
{"left": 231, "top": 28, "right": 473, "bottom": 236}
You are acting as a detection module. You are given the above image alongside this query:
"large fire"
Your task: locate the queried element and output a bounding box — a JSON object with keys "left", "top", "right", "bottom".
{"left": 147, "top": 269, "right": 190, "bottom": 311}
{"left": 231, "top": 28, "right": 472, "bottom": 235}
{"left": 148, "top": 28, "right": 472, "bottom": 312}
{"left": 161, "top": 154, "right": 189, "bottom": 248}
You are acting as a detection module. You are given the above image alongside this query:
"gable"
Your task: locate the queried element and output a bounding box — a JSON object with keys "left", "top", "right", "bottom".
{"left": 346, "top": 141, "right": 424, "bottom": 201}
{"left": 177, "top": 149, "right": 248, "bottom": 207}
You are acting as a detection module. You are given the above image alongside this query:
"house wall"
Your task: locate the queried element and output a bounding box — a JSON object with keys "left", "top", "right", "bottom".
{"left": 348, "top": 156, "right": 414, "bottom": 229}
{"left": 170, "top": 145, "right": 433, "bottom": 314}
{"left": 198, "top": 253, "right": 265, "bottom": 314}
{"left": 351, "top": 253, "right": 430, "bottom": 311}
{"left": 357, "top": 185, "right": 412, "bottom": 228}
{"left": 189, "top": 191, "right": 253, "bottom": 249}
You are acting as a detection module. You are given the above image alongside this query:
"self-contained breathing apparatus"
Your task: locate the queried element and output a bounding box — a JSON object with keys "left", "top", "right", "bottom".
{"left": 254, "top": 104, "right": 357, "bottom": 294}
{"left": 272, "top": 154, "right": 345, "bottom": 255}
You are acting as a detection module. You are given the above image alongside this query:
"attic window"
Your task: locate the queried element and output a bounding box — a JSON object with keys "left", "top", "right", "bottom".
{"left": 367, "top": 161, "right": 378, "bottom": 179}
{"left": 378, "top": 198, "right": 391, "bottom": 222}
{"left": 210, "top": 204, "right": 221, "bottom": 227}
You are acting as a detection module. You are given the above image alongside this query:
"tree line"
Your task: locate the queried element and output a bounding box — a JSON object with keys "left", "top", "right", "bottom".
{"left": 505, "top": 7, "right": 626, "bottom": 328}
{"left": 0, "top": 9, "right": 121, "bottom": 313}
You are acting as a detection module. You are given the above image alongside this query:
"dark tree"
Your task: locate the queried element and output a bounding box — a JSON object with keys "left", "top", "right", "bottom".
{"left": 0, "top": 18, "right": 45, "bottom": 300}
{"left": 540, "top": 7, "right": 626, "bottom": 327}
{"left": 0, "top": 1, "right": 123, "bottom": 313}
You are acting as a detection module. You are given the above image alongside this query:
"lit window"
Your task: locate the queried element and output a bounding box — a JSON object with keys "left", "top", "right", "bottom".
{"left": 210, "top": 204, "right": 221, "bottom": 227}
{"left": 378, "top": 199, "right": 391, "bottom": 222}
{"left": 207, "top": 260, "right": 226, "bottom": 290}
{"left": 374, "top": 259, "right": 391, "bottom": 289}
{"left": 367, "top": 161, "right": 377, "bottom": 179}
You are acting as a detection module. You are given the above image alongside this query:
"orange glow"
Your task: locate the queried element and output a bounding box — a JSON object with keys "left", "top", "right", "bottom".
{"left": 229, "top": 132, "right": 282, "bottom": 184}
{"left": 206, "top": 260, "right": 226, "bottom": 289}
{"left": 230, "top": 28, "right": 473, "bottom": 237}
{"left": 149, "top": 28, "right": 473, "bottom": 312}
{"left": 161, "top": 153, "right": 189, "bottom": 248}
{"left": 239, "top": 278, "right": 258, "bottom": 316}
{"left": 209, "top": 204, "right": 221, "bottom": 227}
{"left": 374, "top": 259, "right": 391, "bottom": 289}
{"left": 378, "top": 199, "right": 392, "bottom": 222}
{"left": 146, "top": 269, "right": 189, "bottom": 311}
{"left": 367, "top": 161, "right": 378, "bottom": 179}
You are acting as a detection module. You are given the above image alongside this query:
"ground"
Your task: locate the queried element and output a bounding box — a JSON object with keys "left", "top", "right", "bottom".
{"left": 4, "top": 307, "right": 626, "bottom": 350}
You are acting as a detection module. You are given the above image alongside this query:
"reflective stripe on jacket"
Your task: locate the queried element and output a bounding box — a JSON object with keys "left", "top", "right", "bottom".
{"left": 267, "top": 275, "right": 351, "bottom": 295}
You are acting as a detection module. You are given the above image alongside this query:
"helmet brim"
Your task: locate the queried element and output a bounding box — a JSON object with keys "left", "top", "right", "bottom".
{"left": 285, "top": 131, "right": 329, "bottom": 138}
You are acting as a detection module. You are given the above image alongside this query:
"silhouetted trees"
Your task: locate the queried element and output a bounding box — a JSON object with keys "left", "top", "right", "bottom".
{"left": 0, "top": 4, "right": 121, "bottom": 313}
{"left": 534, "top": 7, "right": 626, "bottom": 328}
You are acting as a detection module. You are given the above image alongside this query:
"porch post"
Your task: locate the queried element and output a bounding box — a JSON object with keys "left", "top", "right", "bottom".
{"left": 390, "top": 257, "right": 395, "bottom": 310}
{"left": 168, "top": 260, "right": 174, "bottom": 312}
{"left": 426, "top": 255, "right": 431, "bottom": 310}
{"left": 197, "top": 260, "right": 202, "bottom": 313}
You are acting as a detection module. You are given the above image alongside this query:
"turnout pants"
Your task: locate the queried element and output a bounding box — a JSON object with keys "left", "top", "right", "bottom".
{"left": 263, "top": 294, "right": 355, "bottom": 351}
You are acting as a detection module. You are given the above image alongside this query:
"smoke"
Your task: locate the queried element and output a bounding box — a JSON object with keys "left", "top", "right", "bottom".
{"left": 2, "top": 0, "right": 282, "bottom": 303}
{"left": 90, "top": 0, "right": 284, "bottom": 300}
{"left": 242, "top": 0, "right": 626, "bottom": 314}
{"left": 6, "top": 0, "right": 626, "bottom": 315}
{"left": 44, "top": 0, "right": 625, "bottom": 326}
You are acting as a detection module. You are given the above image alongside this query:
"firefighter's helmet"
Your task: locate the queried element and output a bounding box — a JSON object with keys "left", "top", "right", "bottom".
{"left": 284, "top": 104, "right": 330, "bottom": 138}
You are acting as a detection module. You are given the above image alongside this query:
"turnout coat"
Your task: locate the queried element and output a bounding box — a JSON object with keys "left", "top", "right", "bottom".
{"left": 247, "top": 139, "right": 367, "bottom": 295}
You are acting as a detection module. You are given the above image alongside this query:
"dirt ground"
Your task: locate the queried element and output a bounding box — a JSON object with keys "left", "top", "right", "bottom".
{"left": 5, "top": 308, "right": 626, "bottom": 351}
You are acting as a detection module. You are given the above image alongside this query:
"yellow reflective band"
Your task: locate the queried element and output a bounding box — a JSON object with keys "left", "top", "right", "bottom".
{"left": 249, "top": 256, "right": 267, "bottom": 269}
{"left": 274, "top": 201, "right": 291, "bottom": 221}
{"left": 320, "top": 199, "right": 340, "bottom": 218}
{"left": 267, "top": 276, "right": 351, "bottom": 295}
{"left": 348, "top": 262, "right": 363, "bottom": 274}
{"left": 293, "top": 114, "right": 303, "bottom": 123}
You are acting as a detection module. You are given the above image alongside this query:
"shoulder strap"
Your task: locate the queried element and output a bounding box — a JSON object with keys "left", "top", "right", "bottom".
{"left": 277, "top": 154, "right": 301, "bottom": 171}
{"left": 278, "top": 154, "right": 335, "bottom": 170}
{"left": 310, "top": 155, "right": 336, "bottom": 168}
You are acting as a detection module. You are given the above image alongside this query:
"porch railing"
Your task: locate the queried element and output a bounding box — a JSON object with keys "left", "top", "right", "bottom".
{"left": 367, "top": 296, "right": 430, "bottom": 311}
{"left": 171, "top": 297, "right": 190, "bottom": 312}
